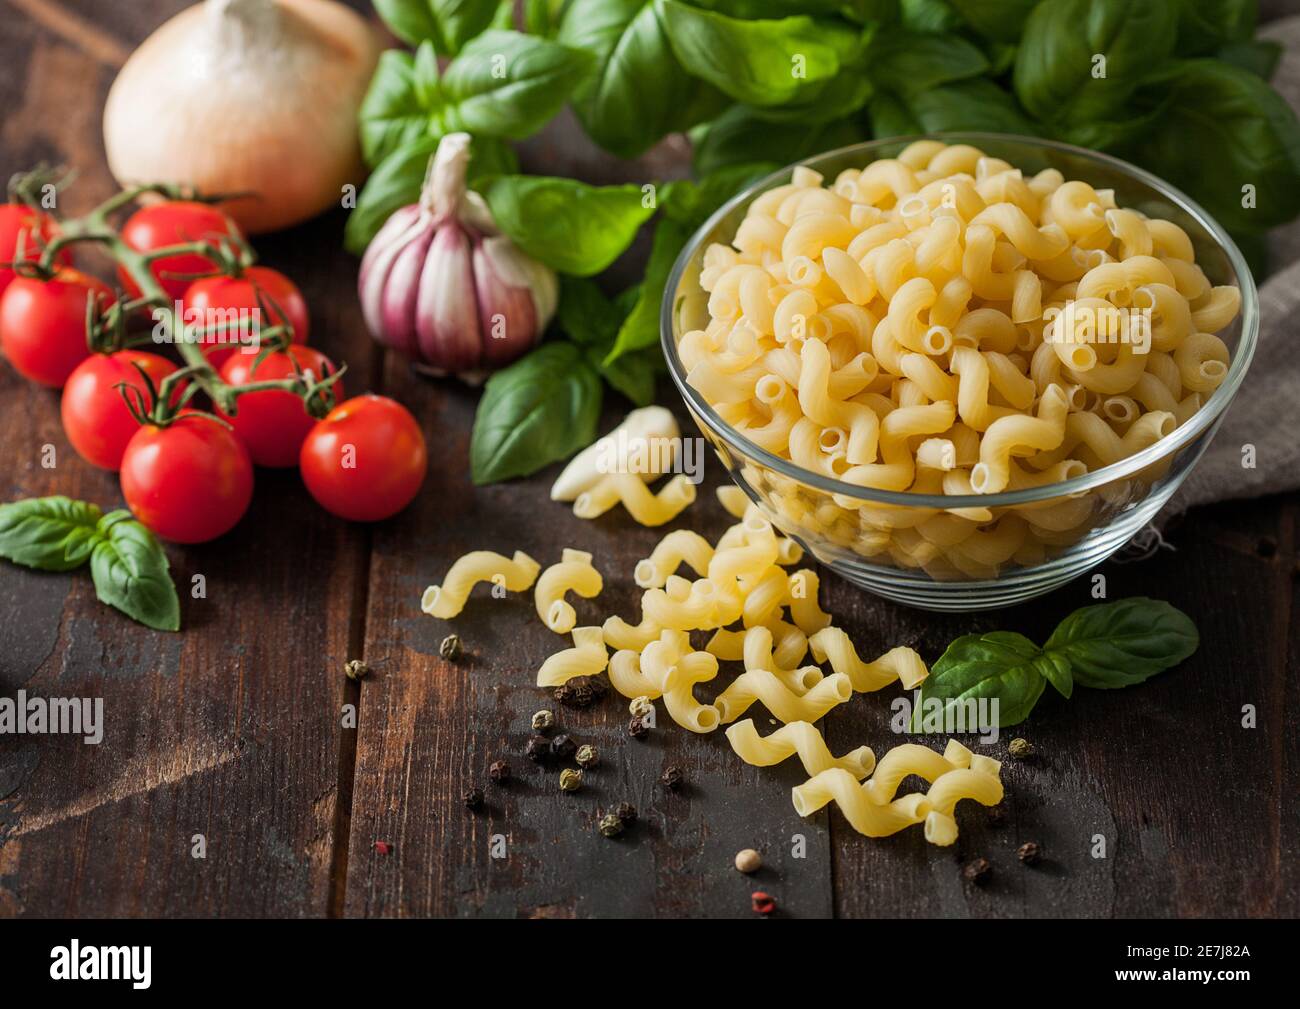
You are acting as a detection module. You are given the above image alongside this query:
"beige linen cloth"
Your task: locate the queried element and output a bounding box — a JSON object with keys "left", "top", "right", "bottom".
{"left": 1174, "top": 14, "right": 1300, "bottom": 511}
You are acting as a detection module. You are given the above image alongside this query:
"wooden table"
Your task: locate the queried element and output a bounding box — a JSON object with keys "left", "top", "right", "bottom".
{"left": 1, "top": 0, "right": 1296, "bottom": 919}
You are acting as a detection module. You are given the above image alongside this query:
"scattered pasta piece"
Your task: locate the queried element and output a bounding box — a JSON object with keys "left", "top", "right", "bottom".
{"left": 727, "top": 719, "right": 875, "bottom": 778}
{"left": 421, "top": 550, "right": 540, "bottom": 619}
{"left": 634, "top": 530, "right": 714, "bottom": 588}
{"left": 574, "top": 473, "right": 697, "bottom": 526}
{"left": 534, "top": 548, "right": 603, "bottom": 634}
{"left": 808, "top": 628, "right": 929, "bottom": 691}
{"left": 536, "top": 626, "right": 608, "bottom": 687}
{"left": 713, "top": 669, "right": 852, "bottom": 724}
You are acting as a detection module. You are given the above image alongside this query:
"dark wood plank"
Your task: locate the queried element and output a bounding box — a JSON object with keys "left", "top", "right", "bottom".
{"left": 0, "top": 0, "right": 377, "bottom": 916}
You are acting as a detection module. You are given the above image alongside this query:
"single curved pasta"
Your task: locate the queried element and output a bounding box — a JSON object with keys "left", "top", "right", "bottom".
{"left": 574, "top": 473, "right": 697, "bottom": 526}
{"left": 727, "top": 719, "right": 876, "bottom": 778}
{"left": 536, "top": 626, "right": 609, "bottom": 687}
{"left": 634, "top": 530, "right": 715, "bottom": 588}
{"left": 535, "top": 549, "right": 603, "bottom": 633}
{"left": 713, "top": 669, "right": 852, "bottom": 724}
{"left": 791, "top": 771, "right": 931, "bottom": 837}
{"left": 421, "top": 550, "right": 541, "bottom": 619}
{"left": 808, "top": 628, "right": 929, "bottom": 691}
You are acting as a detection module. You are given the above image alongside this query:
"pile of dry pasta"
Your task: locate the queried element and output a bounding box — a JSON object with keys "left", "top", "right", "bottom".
{"left": 421, "top": 485, "right": 1003, "bottom": 845}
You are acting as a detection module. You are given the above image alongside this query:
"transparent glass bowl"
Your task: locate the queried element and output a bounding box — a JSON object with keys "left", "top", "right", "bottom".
{"left": 660, "top": 133, "right": 1259, "bottom": 611}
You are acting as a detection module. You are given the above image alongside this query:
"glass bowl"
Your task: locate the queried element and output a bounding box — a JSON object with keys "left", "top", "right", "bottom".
{"left": 660, "top": 133, "right": 1259, "bottom": 611}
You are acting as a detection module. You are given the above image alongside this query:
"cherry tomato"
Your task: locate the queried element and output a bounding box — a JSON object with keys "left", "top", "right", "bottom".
{"left": 0, "top": 204, "right": 67, "bottom": 296}
{"left": 300, "top": 395, "right": 426, "bottom": 522}
{"left": 184, "top": 266, "right": 310, "bottom": 368}
{"left": 119, "top": 201, "right": 241, "bottom": 301}
{"left": 0, "top": 268, "right": 113, "bottom": 388}
{"left": 61, "top": 350, "right": 179, "bottom": 470}
{"left": 219, "top": 344, "right": 342, "bottom": 468}
{"left": 120, "top": 413, "right": 254, "bottom": 544}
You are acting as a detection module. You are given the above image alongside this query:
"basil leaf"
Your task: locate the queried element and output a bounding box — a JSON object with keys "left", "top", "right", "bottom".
{"left": 559, "top": 0, "right": 726, "bottom": 159}
{"left": 657, "top": 0, "right": 865, "bottom": 109}
{"left": 693, "top": 104, "right": 863, "bottom": 175}
{"left": 875, "top": 79, "right": 1038, "bottom": 137}
{"left": 900, "top": 0, "right": 963, "bottom": 34}
{"left": 1043, "top": 597, "right": 1198, "bottom": 690}
{"left": 373, "top": 0, "right": 501, "bottom": 55}
{"left": 1173, "top": 0, "right": 1256, "bottom": 57}
{"left": 1216, "top": 39, "right": 1282, "bottom": 82}
{"left": 948, "top": 0, "right": 1038, "bottom": 42}
{"left": 470, "top": 341, "right": 604, "bottom": 483}
{"left": 440, "top": 29, "right": 596, "bottom": 140}
{"left": 482, "top": 176, "right": 655, "bottom": 276}
{"left": 1133, "top": 60, "right": 1300, "bottom": 232}
{"left": 604, "top": 216, "right": 690, "bottom": 365}
{"left": 1013, "top": 0, "right": 1179, "bottom": 125}
{"left": 557, "top": 279, "right": 662, "bottom": 406}
{"left": 0, "top": 496, "right": 103, "bottom": 572}
{"left": 866, "top": 30, "right": 988, "bottom": 97}
{"left": 344, "top": 135, "right": 517, "bottom": 255}
{"left": 660, "top": 163, "right": 775, "bottom": 227}
{"left": 89, "top": 511, "right": 180, "bottom": 632}
{"left": 359, "top": 43, "right": 442, "bottom": 169}
{"left": 917, "top": 630, "right": 1052, "bottom": 728}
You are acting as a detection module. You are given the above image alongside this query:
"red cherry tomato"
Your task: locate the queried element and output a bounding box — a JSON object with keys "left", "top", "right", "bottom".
{"left": 0, "top": 268, "right": 113, "bottom": 388}
{"left": 219, "top": 344, "right": 342, "bottom": 468}
{"left": 184, "top": 266, "right": 310, "bottom": 368}
{"left": 119, "top": 201, "right": 241, "bottom": 301}
{"left": 120, "top": 413, "right": 254, "bottom": 544}
{"left": 300, "top": 395, "right": 426, "bottom": 522}
{"left": 0, "top": 204, "right": 68, "bottom": 296}
{"left": 61, "top": 350, "right": 179, "bottom": 470}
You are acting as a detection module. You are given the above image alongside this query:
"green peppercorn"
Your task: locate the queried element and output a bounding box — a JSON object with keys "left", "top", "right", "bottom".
{"left": 439, "top": 634, "right": 463, "bottom": 661}
{"left": 575, "top": 744, "right": 598, "bottom": 768}
{"left": 1008, "top": 737, "right": 1033, "bottom": 759}
{"left": 344, "top": 659, "right": 369, "bottom": 681}
{"left": 598, "top": 813, "right": 624, "bottom": 838}
{"left": 530, "top": 709, "right": 555, "bottom": 733}
{"left": 559, "top": 768, "right": 583, "bottom": 792}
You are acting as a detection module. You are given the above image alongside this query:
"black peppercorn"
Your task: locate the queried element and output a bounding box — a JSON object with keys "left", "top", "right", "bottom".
{"left": 1017, "top": 841, "right": 1043, "bottom": 865}
{"left": 463, "top": 786, "right": 485, "bottom": 810}
{"left": 489, "top": 759, "right": 511, "bottom": 784}
{"left": 986, "top": 803, "right": 1006, "bottom": 826}
{"left": 962, "top": 857, "right": 992, "bottom": 884}
{"left": 628, "top": 715, "right": 650, "bottom": 739}
{"left": 554, "top": 674, "right": 610, "bottom": 708}
{"left": 550, "top": 733, "right": 578, "bottom": 762}
{"left": 660, "top": 766, "right": 685, "bottom": 791}
{"left": 614, "top": 802, "right": 637, "bottom": 825}
{"left": 525, "top": 735, "right": 551, "bottom": 764}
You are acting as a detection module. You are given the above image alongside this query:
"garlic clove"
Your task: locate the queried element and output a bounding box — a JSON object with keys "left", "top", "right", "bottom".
{"left": 474, "top": 239, "right": 541, "bottom": 368}
{"left": 479, "top": 235, "right": 558, "bottom": 333}
{"left": 416, "top": 224, "right": 481, "bottom": 374}
{"left": 359, "top": 205, "right": 425, "bottom": 352}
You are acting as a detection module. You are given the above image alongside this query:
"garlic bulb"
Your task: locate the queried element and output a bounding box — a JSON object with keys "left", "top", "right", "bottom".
{"left": 358, "top": 133, "right": 558, "bottom": 380}
{"left": 104, "top": 0, "right": 380, "bottom": 234}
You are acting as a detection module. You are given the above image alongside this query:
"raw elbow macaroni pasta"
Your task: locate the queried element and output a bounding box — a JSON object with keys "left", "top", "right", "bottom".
{"left": 682, "top": 142, "right": 1240, "bottom": 579}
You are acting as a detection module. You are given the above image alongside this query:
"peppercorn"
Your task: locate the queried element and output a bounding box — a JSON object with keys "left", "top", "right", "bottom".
{"left": 439, "top": 633, "right": 463, "bottom": 661}
{"left": 373, "top": 840, "right": 392, "bottom": 855}
{"left": 525, "top": 735, "right": 551, "bottom": 764}
{"left": 559, "top": 768, "right": 583, "bottom": 792}
{"left": 1017, "top": 841, "right": 1043, "bottom": 865}
{"left": 575, "top": 744, "right": 598, "bottom": 768}
{"left": 554, "top": 675, "right": 607, "bottom": 709}
{"left": 734, "top": 848, "right": 762, "bottom": 874}
{"left": 629, "top": 695, "right": 654, "bottom": 718}
{"left": 550, "top": 733, "right": 578, "bottom": 762}
{"left": 628, "top": 715, "right": 650, "bottom": 739}
{"left": 463, "top": 786, "right": 485, "bottom": 810}
{"left": 598, "top": 813, "right": 624, "bottom": 838}
{"left": 531, "top": 709, "right": 555, "bottom": 733}
{"left": 962, "top": 857, "right": 992, "bottom": 884}
{"left": 1008, "top": 737, "right": 1034, "bottom": 759}
{"left": 344, "top": 659, "right": 369, "bottom": 681}
{"left": 614, "top": 802, "right": 637, "bottom": 825}
{"left": 986, "top": 803, "right": 1006, "bottom": 826}
{"left": 660, "top": 765, "right": 685, "bottom": 791}
{"left": 751, "top": 891, "right": 776, "bottom": 914}
{"left": 489, "top": 759, "right": 511, "bottom": 784}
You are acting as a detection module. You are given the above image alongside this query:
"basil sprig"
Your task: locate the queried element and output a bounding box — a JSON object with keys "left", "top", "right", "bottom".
{"left": 0, "top": 496, "right": 181, "bottom": 632}
{"left": 917, "top": 597, "right": 1198, "bottom": 727}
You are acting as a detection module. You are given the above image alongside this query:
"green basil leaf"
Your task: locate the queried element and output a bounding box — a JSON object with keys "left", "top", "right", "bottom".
{"left": 657, "top": 0, "right": 866, "bottom": 108}
{"left": 693, "top": 104, "right": 864, "bottom": 175}
{"left": 482, "top": 175, "right": 655, "bottom": 276}
{"left": 556, "top": 278, "right": 661, "bottom": 406}
{"left": 359, "top": 43, "right": 443, "bottom": 168}
{"left": 691, "top": 0, "right": 877, "bottom": 16}
{"left": 1217, "top": 38, "right": 1282, "bottom": 81}
{"left": 1014, "top": 0, "right": 1179, "bottom": 125}
{"left": 440, "top": 29, "right": 596, "bottom": 140}
{"left": 372, "top": 0, "right": 502, "bottom": 55}
{"left": 1043, "top": 597, "right": 1198, "bottom": 690}
{"left": 89, "top": 511, "right": 180, "bottom": 632}
{"left": 0, "top": 496, "right": 103, "bottom": 572}
{"left": 876, "top": 79, "right": 1038, "bottom": 137}
{"left": 470, "top": 341, "right": 604, "bottom": 483}
{"left": 605, "top": 216, "right": 691, "bottom": 364}
{"left": 868, "top": 90, "right": 922, "bottom": 138}
{"left": 900, "top": 0, "right": 963, "bottom": 34}
{"left": 917, "top": 630, "right": 1051, "bottom": 728}
{"left": 557, "top": 276, "right": 624, "bottom": 347}
{"left": 1133, "top": 59, "right": 1300, "bottom": 232}
{"left": 948, "top": 0, "right": 1039, "bottom": 42}
{"left": 344, "top": 135, "right": 517, "bottom": 255}
{"left": 559, "top": 0, "right": 727, "bottom": 159}
{"left": 1173, "top": 0, "right": 1256, "bottom": 57}
{"left": 866, "top": 30, "right": 988, "bottom": 97}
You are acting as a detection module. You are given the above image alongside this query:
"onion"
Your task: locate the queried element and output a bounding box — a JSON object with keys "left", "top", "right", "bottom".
{"left": 358, "top": 133, "right": 558, "bottom": 381}
{"left": 103, "top": 0, "right": 380, "bottom": 234}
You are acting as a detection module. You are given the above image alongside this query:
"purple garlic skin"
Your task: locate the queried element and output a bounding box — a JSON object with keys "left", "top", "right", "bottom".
{"left": 357, "top": 132, "right": 557, "bottom": 379}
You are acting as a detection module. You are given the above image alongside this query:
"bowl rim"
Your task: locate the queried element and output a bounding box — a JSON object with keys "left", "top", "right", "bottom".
{"left": 660, "top": 131, "right": 1260, "bottom": 510}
